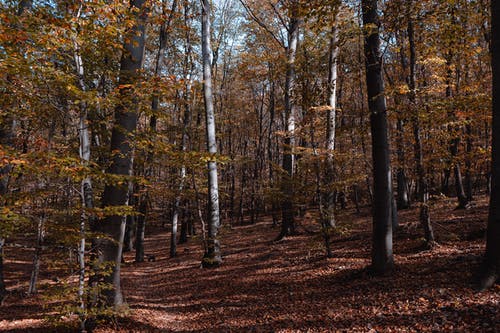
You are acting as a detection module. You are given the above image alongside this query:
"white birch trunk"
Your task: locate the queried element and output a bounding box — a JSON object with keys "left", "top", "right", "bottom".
{"left": 324, "top": 18, "right": 340, "bottom": 229}
{"left": 201, "top": 0, "right": 222, "bottom": 267}
{"left": 72, "top": 6, "right": 94, "bottom": 326}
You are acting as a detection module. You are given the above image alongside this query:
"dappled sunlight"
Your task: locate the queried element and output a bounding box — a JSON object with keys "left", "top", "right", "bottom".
{"left": 111, "top": 198, "right": 500, "bottom": 331}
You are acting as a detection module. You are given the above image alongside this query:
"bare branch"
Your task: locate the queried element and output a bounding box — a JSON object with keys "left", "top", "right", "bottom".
{"left": 238, "top": 0, "right": 285, "bottom": 49}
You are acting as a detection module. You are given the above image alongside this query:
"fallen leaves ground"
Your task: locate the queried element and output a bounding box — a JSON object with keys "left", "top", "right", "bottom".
{"left": 1, "top": 195, "right": 499, "bottom": 332}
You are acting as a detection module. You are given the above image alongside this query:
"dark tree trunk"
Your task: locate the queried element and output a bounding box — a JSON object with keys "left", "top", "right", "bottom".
{"left": 278, "top": 2, "right": 300, "bottom": 240}
{"left": 362, "top": 0, "right": 393, "bottom": 274}
{"left": 28, "top": 214, "right": 45, "bottom": 295}
{"left": 353, "top": 185, "right": 361, "bottom": 214}
{"left": 267, "top": 78, "right": 279, "bottom": 227}
{"left": 91, "top": 0, "right": 146, "bottom": 308}
{"left": 394, "top": 31, "right": 410, "bottom": 209}
{"left": 179, "top": 207, "right": 188, "bottom": 244}
{"left": 478, "top": 0, "right": 500, "bottom": 290}
{"left": 465, "top": 120, "right": 473, "bottom": 201}
{"left": 441, "top": 168, "right": 451, "bottom": 195}
{"left": 451, "top": 137, "right": 470, "bottom": 209}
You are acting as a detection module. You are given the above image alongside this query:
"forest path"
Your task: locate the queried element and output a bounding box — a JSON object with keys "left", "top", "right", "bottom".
{"left": 107, "top": 196, "right": 499, "bottom": 332}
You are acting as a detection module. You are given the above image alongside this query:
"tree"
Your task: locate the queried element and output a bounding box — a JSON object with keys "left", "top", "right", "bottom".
{"left": 362, "top": 0, "right": 393, "bottom": 274}
{"left": 407, "top": 0, "right": 435, "bottom": 248}
{"left": 0, "top": 0, "right": 34, "bottom": 302}
{"left": 278, "top": 0, "right": 301, "bottom": 240}
{"left": 201, "top": 0, "right": 222, "bottom": 268}
{"left": 479, "top": 0, "right": 500, "bottom": 291}
{"left": 91, "top": 0, "right": 147, "bottom": 307}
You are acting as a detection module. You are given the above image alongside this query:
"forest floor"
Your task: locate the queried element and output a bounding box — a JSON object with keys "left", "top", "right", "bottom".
{"left": 0, "top": 195, "right": 499, "bottom": 332}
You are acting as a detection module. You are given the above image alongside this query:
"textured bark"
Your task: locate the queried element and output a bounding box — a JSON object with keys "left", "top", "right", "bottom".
{"left": 92, "top": 0, "right": 146, "bottom": 307}
{"left": 278, "top": 2, "right": 300, "bottom": 240}
{"left": 479, "top": 0, "right": 500, "bottom": 290}
{"left": 362, "top": 0, "right": 393, "bottom": 274}
{"left": 201, "top": 0, "right": 222, "bottom": 267}
{"left": 322, "top": 18, "right": 340, "bottom": 229}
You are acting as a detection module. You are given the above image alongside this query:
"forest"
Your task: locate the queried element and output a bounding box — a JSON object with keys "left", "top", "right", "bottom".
{"left": 0, "top": 0, "right": 499, "bottom": 331}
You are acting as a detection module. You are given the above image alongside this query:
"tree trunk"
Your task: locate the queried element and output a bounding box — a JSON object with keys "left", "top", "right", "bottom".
{"left": 322, "top": 18, "right": 340, "bottom": 229}
{"left": 92, "top": 0, "right": 146, "bottom": 308}
{"left": 28, "top": 214, "right": 45, "bottom": 295}
{"left": 444, "top": 14, "right": 469, "bottom": 209}
{"left": 268, "top": 78, "right": 279, "bottom": 227}
{"left": 407, "top": 4, "right": 435, "bottom": 248}
{"left": 278, "top": 3, "right": 300, "bottom": 240}
{"left": 478, "top": 0, "right": 500, "bottom": 290}
{"left": 451, "top": 137, "right": 470, "bottom": 209}
{"left": 362, "top": 0, "right": 393, "bottom": 274}
{"left": 201, "top": 0, "right": 222, "bottom": 268}
{"left": 441, "top": 168, "right": 451, "bottom": 195}
{"left": 171, "top": 94, "right": 189, "bottom": 257}
{"left": 394, "top": 31, "right": 411, "bottom": 210}
{"left": 169, "top": 0, "right": 189, "bottom": 259}
{"left": 0, "top": 238, "right": 5, "bottom": 302}
{"left": 73, "top": 23, "right": 95, "bottom": 327}
{"left": 465, "top": 120, "right": 473, "bottom": 201}
{"left": 396, "top": 118, "right": 410, "bottom": 209}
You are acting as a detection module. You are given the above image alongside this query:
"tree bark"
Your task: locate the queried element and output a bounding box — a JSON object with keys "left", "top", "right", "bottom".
{"left": 171, "top": 0, "right": 191, "bottom": 258}
{"left": 92, "top": 0, "right": 146, "bottom": 307}
{"left": 278, "top": 2, "right": 300, "bottom": 240}
{"left": 479, "top": 0, "right": 500, "bottom": 290}
{"left": 465, "top": 120, "right": 473, "bottom": 201}
{"left": 362, "top": 0, "right": 394, "bottom": 274}
{"left": 201, "top": 0, "right": 222, "bottom": 268}
{"left": 72, "top": 12, "right": 95, "bottom": 326}
{"left": 322, "top": 17, "right": 340, "bottom": 229}
{"left": 395, "top": 33, "right": 410, "bottom": 209}
{"left": 28, "top": 214, "right": 45, "bottom": 295}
